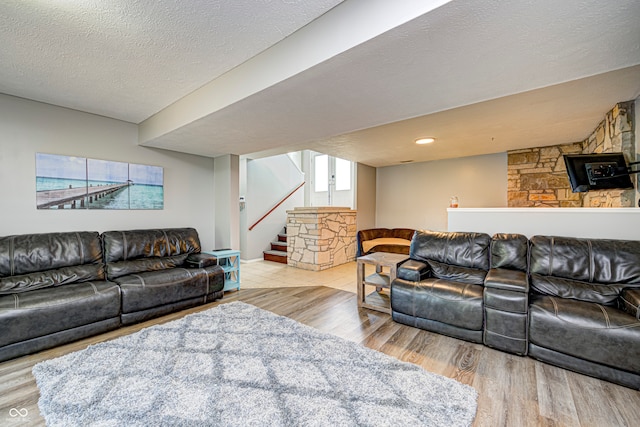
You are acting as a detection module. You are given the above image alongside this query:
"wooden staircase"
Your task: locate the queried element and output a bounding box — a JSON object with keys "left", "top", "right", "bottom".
{"left": 263, "top": 230, "right": 288, "bottom": 264}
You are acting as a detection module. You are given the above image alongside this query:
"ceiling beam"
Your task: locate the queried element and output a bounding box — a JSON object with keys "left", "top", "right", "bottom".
{"left": 138, "top": 0, "right": 451, "bottom": 146}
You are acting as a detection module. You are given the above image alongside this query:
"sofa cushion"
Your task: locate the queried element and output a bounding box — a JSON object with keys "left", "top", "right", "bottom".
{"left": 103, "top": 228, "right": 201, "bottom": 263}
{"left": 530, "top": 236, "right": 640, "bottom": 284}
{"left": 530, "top": 236, "right": 640, "bottom": 304}
{"left": 392, "top": 278, "right": 484, "bottom": 331}
{"left": 485, "top": 268, "right": 529, "bottom": 293}
{"left": 103, "top": 228, "right": 202, "bottom": 279}
{"left": 106, "top": 255, "right": 188, "bottom": 280}
{"left": 114, "top": 267, "right": 213, "bottom": 313}
{"left": 0, "top": 264, "right": 105, "bottom": 294}
{"left": 0, "top": 281, "right": 121, "bottom": 348}
{"left": 0, "top": 231, "right": 105, "bottom": 293}
{"left": 410, "top": 230, "right": 491, "bottom": 272}
{"left": 531, "top": 274, "right": 623, "bottom": 305}
{"left": 529, "top": 294, "right": 640, "bottom": 374}
{"left": 491, "top": 233, "right": 528, "bottom": 271}
{"left": 0, "top": 231, "right": 103, "bottom": 277}
{"left": 425, "top": 259, "right": 487, "bottom": 285}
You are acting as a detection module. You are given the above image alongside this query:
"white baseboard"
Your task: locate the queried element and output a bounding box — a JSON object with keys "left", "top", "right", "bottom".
{"left": 241, "top": 258, "right": 264, "bottom": 264}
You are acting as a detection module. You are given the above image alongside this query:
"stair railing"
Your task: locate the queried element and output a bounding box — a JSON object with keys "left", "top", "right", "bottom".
{"left": 248, "top": 182, "right": 305, "bottom": 231}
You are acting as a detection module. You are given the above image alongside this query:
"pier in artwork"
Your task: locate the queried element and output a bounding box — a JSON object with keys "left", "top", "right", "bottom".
{"left": 36, "top": 183, "right": 130, "bottom": 209}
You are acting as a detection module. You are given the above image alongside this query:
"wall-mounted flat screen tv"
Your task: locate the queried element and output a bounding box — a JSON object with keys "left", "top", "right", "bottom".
{"left": 563, "top": 153, "right": 633, "bottom": 193}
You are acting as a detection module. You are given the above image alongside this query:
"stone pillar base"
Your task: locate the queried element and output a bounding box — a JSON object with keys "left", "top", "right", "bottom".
{"left": 286, "top": 207, "right": 357, "bottom": 271}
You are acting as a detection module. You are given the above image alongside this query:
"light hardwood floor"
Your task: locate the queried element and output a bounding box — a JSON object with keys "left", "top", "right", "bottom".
{"left": 1, "top": 261, "right": 639, "bottom": 426}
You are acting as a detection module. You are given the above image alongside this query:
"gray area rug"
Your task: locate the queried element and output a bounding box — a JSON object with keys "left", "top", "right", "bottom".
{"left": 33, "top": 301, "right": 477, "bottom": 426}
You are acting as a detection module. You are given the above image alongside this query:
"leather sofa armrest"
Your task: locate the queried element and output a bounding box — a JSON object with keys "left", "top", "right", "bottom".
{"left": 185, "top": 253, "right": 218, "bottom": 268}
{"left": 484, "top": 268, "right": 529, "bottom": 293}
{"left": 397, "top": 260, "right": 431, "bottom": 282}
{"left": 620, "top": 288, "right": 640, "bottom": 320}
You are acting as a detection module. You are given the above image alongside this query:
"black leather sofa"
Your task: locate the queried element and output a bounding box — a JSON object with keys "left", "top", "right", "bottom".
{"left": 0, "top": 228, "right": 224, "bottom": 362}
{"left": 103, "top": 228, "right": 224, "bottom": 325}
{"left": 0, "top": 231, "right": 121, "bottom": 363}
{"left": 528, "top": 235, "right": 640, "bottom": 389}
{"left": 391, "top": 230, "right": 492, "bottom": 345}
{"left": 390, "top": 230, "right": 640, "bottom": 389}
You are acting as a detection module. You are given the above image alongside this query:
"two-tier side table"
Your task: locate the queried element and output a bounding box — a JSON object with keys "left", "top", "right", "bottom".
{"left": 204, "top": 249, "right": 241, "bottom": 291}
{"left": 356, "top": 252, "right": 409, "bottom": 314}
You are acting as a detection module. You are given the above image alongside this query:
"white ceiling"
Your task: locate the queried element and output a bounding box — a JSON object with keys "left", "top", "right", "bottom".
{"left": 1, "top": 0, "right": 639, "bottom": 167}
{"left": 0, "top": 0, "right": 345, "bottom": 122}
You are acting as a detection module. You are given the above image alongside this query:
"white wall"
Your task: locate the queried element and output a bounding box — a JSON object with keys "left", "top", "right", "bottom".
{"left": 244, "top": 155, "right": 304, "bottom": 260}
{"left": 356, "top": 162, "right": 376, "bottom": 230}
{"left": 0, "top": 94, "right": 216, "bottom": 249}
{"left": 376, "top": 153, "right": 507, "bottom": 231}
{"left": 449, "top": 208, "right": 640, "bottom": 240}
{"left": 213, "top": 154, "right": 240, "bottom": 250}
{"left": 239, "top": 157, "right": 248, "bottom": 257}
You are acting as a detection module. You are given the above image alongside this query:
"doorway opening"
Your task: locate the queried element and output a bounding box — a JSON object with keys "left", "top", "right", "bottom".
{"left": 309, "top": 152, "right": 354, "bottom": 208}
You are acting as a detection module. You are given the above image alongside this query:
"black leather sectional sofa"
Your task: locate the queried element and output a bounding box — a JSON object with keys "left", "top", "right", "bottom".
{"left": 0, "top": 228, "right": 224, "bottom": 363}
{"left": 391, "top": 230, "right": 640, "bottom": 389}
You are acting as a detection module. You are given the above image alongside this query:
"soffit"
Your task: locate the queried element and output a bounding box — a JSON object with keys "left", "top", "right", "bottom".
{"left": 143, "top": 0, "right": 640, "bottom": 166}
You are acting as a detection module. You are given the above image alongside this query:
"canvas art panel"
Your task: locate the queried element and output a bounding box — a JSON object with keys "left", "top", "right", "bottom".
{"left": 35, "top": 153, "right": 163, "bottom": 210}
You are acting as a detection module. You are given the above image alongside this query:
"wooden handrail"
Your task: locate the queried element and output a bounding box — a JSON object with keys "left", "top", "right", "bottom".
{"left": 248, "top": 182, "right": 305, "bottom": 231}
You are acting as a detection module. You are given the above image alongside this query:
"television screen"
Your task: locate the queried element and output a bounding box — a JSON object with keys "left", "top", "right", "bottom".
{"left": 563, "top": 153, "right": 633, "bottom": 193}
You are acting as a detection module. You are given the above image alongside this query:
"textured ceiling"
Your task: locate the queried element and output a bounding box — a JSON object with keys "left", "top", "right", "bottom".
{"left": 0, "top": 0, "right": 344, "bottom": 122}
{"left": 141, "top": 0, "right": 640, "bottom": 166}
{"left": 1, "top": 0, "right": 639, "bottom": 167}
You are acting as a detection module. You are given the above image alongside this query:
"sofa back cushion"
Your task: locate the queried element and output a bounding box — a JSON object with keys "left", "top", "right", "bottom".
{"left": 529, "top": 235, "right": 640, "bottom": 304}
{"left": 102, "top": 228, "right": 201, "bottom": 279}
{"left": 357, "top": 228, "right": 415, "bottom": 256}
{"left": 389, "top": 228, "right": 416, "bottom": 240}
{"left": 357, "top": 228, "right": 390, "bottom": 242}
{"left": 410, "top": 230, "right": 491, "bottom": 285}
{"left": 0, "top": 231, "right": 104, "bottom": 294}
{"left": 491, "top": 233, "right": 528, "bottom": 271}
{"left": 358, "top": 228, "right": 414, "bottom": 241}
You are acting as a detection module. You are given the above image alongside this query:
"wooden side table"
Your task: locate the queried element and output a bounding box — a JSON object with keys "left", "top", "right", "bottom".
{"left": 357, "top": 252, "right": 409, "bottom": 314}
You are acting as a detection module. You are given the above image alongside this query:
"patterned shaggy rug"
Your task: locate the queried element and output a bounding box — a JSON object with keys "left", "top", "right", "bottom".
{"left": 33, "top": 301, "right": 477, "bottom": 426}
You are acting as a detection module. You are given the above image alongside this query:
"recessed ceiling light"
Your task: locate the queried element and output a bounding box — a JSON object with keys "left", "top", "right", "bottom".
{"left": 415, "top": 137, "right": 435, "bottom": 145}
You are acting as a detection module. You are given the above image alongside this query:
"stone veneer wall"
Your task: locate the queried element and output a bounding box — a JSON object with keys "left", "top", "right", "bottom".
{"left": 286, "top": 207, "right": 357, "bottom": 271}
{"left": 508, "top": 101, "right": 635, "bottom": 207}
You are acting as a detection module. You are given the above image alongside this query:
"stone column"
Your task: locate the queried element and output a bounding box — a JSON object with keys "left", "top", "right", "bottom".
{"left": 286, "top": 207, "right": 357, "bottom": 271}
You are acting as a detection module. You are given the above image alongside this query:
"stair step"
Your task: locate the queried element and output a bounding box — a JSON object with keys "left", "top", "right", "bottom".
{"left": 271, "top": 241, "right": 287, "bottom": 251}
{"left": 277, "top": 233, "right": 287, "bottom": 242}
{"left": 264, "top": 249, "right": 287, "bottom": 264}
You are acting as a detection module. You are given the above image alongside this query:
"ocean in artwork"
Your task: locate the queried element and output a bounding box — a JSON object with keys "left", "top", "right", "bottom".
{"left": 36, "top": 177, "right": 164, "bottom": 210}
{"left": 36, "top": 177, "right": 93, "bottom": 191}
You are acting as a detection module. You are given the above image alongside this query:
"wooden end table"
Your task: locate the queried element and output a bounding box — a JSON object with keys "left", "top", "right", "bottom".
{"left": 357, "top": 252, "right": 409, "bottom": 314}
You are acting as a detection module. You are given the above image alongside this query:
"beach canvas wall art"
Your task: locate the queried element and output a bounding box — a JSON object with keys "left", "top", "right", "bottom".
{"left": 35, "top": 153, "right": 164, "bottom": 210}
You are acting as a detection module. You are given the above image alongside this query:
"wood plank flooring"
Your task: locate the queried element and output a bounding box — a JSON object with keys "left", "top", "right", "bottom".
{"left": 1, "top": 286, "right": 639, "bottom": 426}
